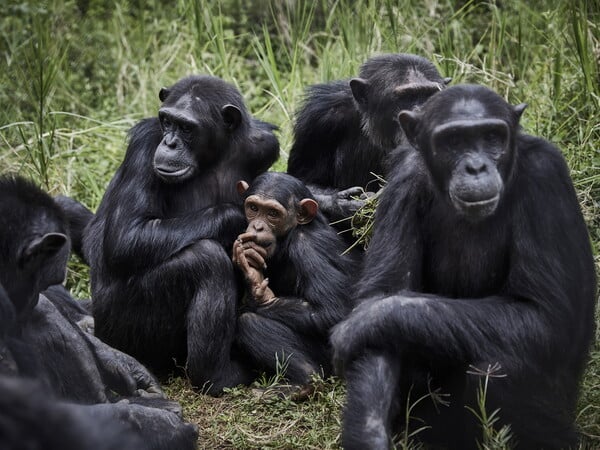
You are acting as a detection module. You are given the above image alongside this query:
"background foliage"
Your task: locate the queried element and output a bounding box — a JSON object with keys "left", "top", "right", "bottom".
{"left": 1, "top": 0, "right": 598, "bottom": 448}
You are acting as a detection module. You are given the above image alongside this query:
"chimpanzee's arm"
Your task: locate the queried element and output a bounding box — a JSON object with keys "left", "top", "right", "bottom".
{"left": 333, "top": 144, "right": 596, "bottom": 372}
{"left": 308, "top": 185, "right": 370, "bottom": 222}
{"left": 103, "top": 203, "right": 245, "bottom": 274}
{"left": 254, "top": 226, "right": 354, "bottom": 335}
{"left": 54, "top": 195, "right": 94, "bottom": 263}
{"left": 354, "top": 148, "right": 426, "bottom": 300}
{"left": 94, "top": 119, "right": 247, "bottom": 273}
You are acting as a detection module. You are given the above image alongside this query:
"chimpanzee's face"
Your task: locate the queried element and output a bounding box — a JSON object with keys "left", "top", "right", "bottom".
{"left": 243, "top": 195, "right": 296, "bottom": 259}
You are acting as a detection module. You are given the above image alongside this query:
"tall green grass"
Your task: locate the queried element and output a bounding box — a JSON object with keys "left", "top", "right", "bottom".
{"left": 1, "top": 0, "right": 599, "bottom": 447}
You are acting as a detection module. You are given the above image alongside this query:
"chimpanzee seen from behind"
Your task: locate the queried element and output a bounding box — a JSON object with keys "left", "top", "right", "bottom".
{"left": 0, "top": 174, "right": 198, "bottom": 450}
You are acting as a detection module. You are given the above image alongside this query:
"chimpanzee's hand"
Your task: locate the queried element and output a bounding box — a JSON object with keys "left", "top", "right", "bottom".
{"left": 233, "top": 238, "right": 262, "bottom": 279}
{"left": 93, "top": 337, "right": 165, "bottom": 398}
{"left": 234, "top": 232, "right": 268, "bottom": 270}
{"left": 252, "top": 277, "right": 276, "bottom": 305}
{"left": 316, "top": 187, "right": 373, "bottom": 220}
{"left": 233, "top": 238, "right": 275, "bottom": 304}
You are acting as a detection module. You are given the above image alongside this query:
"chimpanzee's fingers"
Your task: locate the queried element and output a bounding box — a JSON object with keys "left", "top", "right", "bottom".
{"left": 243, "top": 240, "right": 268, "bottom": 257}
{"left": 235, "top": 242, "right": 252, "bottom": 273}
{"left": 359, "top": 190, "right": 376, "bottom": 200}
{"left": 238, "top": 231, "right": 259, "bottom": 243}
{"left": 254, "top": 278, "right": 272, "bottom": 302}
{"left": 232, "top": 239, "right": 241, "bottom": 263}
{"left": 243, "top": 247, "right": 267, "bottom": 270}
{"left": 337, "top": 186, "right": 364, "bottom": 199}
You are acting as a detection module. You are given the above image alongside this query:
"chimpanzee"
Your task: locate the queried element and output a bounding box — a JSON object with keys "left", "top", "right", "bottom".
{"left": 287, "top": 53, "right": 450, "bottom": 224}
{"left": 0, "top": 174, "right": 198, "bottom": 450}
{"left": 330, "top": 85, "right": 597, "bottom": 450}
{"left": 233, "top": 172, "right": 354, "bottom": 385}
{"left": 0, "top": 376, "right": 147, "bottom": 450}
{"left": 0, "top": 284, "right": 144, "bottom": 450}
{"left": 79, "top": 75, "right": 279, "bottom": 394}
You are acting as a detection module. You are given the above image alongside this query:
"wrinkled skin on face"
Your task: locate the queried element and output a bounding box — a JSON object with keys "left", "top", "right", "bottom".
{"left": 399, "top": 91, "right": 526, "bottom": 221}
{"left": 232, "top": 180, "right": 318, "bottom": 304}
{"left": 153, "top": 87, "right": 243, "bottom": 184}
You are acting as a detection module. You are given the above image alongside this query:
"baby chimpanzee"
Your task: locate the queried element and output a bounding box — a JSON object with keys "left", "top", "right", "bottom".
{"left": 233, "top": 172, "right": 354, "bottom": 386}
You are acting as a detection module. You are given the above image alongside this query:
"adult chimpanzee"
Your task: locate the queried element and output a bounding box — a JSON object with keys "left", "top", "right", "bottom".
{"left": 287, "top": 53, "right": 450, "bottom": 224}
{"left": 232, "top": 172, "right": 354, "bottom": 385}
{"left": 80, "top": 75, "right": 279, "bottom": 394}
{"left": 0, "top": 174, "right": 198, "bottom": 450}
{"left": 0, "top": 376, "right": 147, "bottom": 450}
{"left": 330, "top": 85, "right": 597, "bottom": 450}
{"left": 0, "top": 283, "right": 144, "bottom": 450}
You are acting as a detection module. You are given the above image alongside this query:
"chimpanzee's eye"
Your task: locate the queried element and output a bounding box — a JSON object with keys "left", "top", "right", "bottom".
{"left": 161, "top": 116, "right": 172, "bottom": 129}
{"left": 447, "top": 133, "right": 461, "bottom": 148}
{"left": 267, "top": 209, "right": 280, "bottom": 219}
{"left": 485, "top": 131, "right": 502, "bottom": 145}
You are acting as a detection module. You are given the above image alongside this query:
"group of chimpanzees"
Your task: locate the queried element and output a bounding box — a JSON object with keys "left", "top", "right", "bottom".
{"left": 3, "top": 52, "right": 596, "bottom": 450}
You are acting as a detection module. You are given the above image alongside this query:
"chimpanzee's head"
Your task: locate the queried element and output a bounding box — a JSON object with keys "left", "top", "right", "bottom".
{"left": 399, "top": 84, "right": 526, "bottom": 221}
{"left": 153, "top": 75, "right": 251, "bottom": 183}
{"left": 237, "top": 172, "right": 318, "bottom": 259}
{"left": 0, "top": 176, "right": 70, "bottom": 315}
{"left": 350, "top": 53, "right": 451, "bottom": 149}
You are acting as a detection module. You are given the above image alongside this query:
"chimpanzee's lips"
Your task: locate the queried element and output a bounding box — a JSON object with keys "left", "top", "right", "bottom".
{"left": 450, "top": 192, "right": 500, "bottom": 219}
{"left": 453, "top": 193, "right": 499, "bottom": 208}
{"left": 154, "top": 166, "right": 191, "bottom": 181}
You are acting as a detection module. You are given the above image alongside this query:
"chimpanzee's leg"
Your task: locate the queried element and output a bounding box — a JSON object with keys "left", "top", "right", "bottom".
{"left": 185, "top": 239, "right": 251, "bottom": 395}
{"left": 236, "top": 312, "right": 327, "bottom": 384}
{"left": 342, "top": 353, "right": 401, "bottom": 450}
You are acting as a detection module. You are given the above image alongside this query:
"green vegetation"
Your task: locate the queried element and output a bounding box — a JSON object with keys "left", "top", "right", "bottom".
{"left": 1, "top": 0, "right": 598, "bottom": 448}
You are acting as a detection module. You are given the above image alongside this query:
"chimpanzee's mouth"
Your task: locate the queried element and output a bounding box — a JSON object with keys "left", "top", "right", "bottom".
{"left": 453, "top": 194, "right": 499, "bottom": 208}
{"left": 450, "top": 192, "right": 500, "bottom": 219}
{"left": 154, "top": 166, "right": 192, "bottom": 182}
{"left": 155, "top": 166, "right": 190, "bottom": 177}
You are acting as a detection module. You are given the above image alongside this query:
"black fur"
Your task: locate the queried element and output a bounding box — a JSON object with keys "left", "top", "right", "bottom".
{"left": 236, "top": 172, "right": 355, "bottom": 383}
{"left": 0, "top": 174, "right": 198, "bottom": 450}
{"left": 288, "top": 53, "right": 448, "bottom": 225}
{"left": 331, "top": 85, "right": 597, "bottom": 449}
{"left": 81, "top": 75, "right": 279, "bottom": 394}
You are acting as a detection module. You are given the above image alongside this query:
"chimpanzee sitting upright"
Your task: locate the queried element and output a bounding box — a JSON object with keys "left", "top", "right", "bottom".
{"left": 0, "top": 174, "right": 198, "bottom": 450}
{"left": 80, "top": 75, "right": 279, "bottom": 394}
{"left": 287, "top": 53, "right": 450, "bottom": 223}
{"left": 330, "top": 85, "right": 597, "bottom": 449}
{"left": 232, "top": 172, "right": 354, "bottom": 385}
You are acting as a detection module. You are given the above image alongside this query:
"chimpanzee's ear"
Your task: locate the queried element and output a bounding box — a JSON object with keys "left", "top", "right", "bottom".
{"left": 222, "top": 104, "right": 242, "bottom": 130}
{"left": 19, "top": 233, "right": 68, "bottom": 269}
{"left": 349, "top": 78, "right": 369, "bottom": 107}
{"left": 297, "top": 199, "right": 318, "bottom": 225}
{"left": 398, "top": 110, "right": 421, "bottom": 148}
{"left": 159, "top": 87, "right": 170, "bottom": 102}
{"left": 513, "top": 103, "right": 527, "bottom": 122}
{"left": 443, "top": 77, "right": 452, "bottom": 85}
{"left": 236, "top": 180, "right": 250, "bottom": 197}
